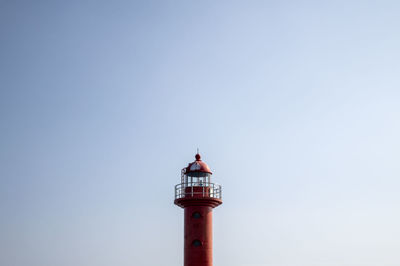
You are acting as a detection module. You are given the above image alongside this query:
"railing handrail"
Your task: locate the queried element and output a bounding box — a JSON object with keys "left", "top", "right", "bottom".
{"left": 175, "top": 182, "right": 221, "bottom": 188}
{"left": 174, "top": 182, "right": 222, "bottom": 200}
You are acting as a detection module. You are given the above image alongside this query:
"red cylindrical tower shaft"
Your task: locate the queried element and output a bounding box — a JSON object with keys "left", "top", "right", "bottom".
{"left": 174, "top": 154, "right": 222, "bottom": 266}
{"left": 184, "top": 206, "right": 213, "bottom": 266}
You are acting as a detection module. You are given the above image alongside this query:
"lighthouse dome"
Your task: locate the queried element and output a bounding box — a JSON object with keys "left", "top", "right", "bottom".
{"left": 185, "top": 153, "right": 212, "bottom": 176}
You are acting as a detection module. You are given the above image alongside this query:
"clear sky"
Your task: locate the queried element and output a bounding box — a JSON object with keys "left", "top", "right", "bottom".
{"left": 1, "top": 1, "right": 399, "bottom": 266}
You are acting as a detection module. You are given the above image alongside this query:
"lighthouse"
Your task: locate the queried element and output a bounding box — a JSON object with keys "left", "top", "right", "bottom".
{"left": 174, "top": 153, "right": 222, "bottom": 266}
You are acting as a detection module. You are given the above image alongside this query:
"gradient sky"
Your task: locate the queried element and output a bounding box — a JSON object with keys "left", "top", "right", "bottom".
{"left": 1, "top": 1, "right": 400, "bottom": 266}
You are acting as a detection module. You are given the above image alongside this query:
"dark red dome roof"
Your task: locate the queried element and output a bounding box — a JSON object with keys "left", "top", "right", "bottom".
{"left": 185, "top": 153, "right": 212, "bottom": 174}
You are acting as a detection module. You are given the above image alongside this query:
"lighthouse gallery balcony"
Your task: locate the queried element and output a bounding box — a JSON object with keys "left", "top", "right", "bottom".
{"left": 174, "top": 182, "right": 222, "bottom": 200}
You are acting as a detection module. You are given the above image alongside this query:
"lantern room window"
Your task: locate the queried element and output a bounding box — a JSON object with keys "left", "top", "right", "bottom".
{"left": 184, "top": 172, "right": 210, "bottom": 187}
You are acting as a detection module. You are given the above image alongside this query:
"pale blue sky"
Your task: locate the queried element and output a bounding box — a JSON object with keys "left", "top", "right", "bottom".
{"left": 1, "top": 1, "right": 400, "bottom": 266}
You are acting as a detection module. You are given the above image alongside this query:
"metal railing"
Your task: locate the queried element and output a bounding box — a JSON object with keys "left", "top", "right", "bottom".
{"left": 174, "top": 182, "right": 222, "bottom": 200}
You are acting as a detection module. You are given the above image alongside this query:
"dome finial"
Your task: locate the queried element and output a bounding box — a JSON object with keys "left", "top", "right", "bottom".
{"left": 195, "top": 148, "right": 201, "bottom": 161}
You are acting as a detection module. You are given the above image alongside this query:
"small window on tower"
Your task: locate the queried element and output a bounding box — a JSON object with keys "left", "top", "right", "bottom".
{"left": 192, "top": 240, "right": 202, "bottom": 247}
{"left": 192, "top": 212, "right": 201, "bottom": 219}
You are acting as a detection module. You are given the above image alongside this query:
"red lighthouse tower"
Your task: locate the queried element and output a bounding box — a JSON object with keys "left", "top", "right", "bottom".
{"left": 174, "top": 153, "right": 222, "bottom": 266}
